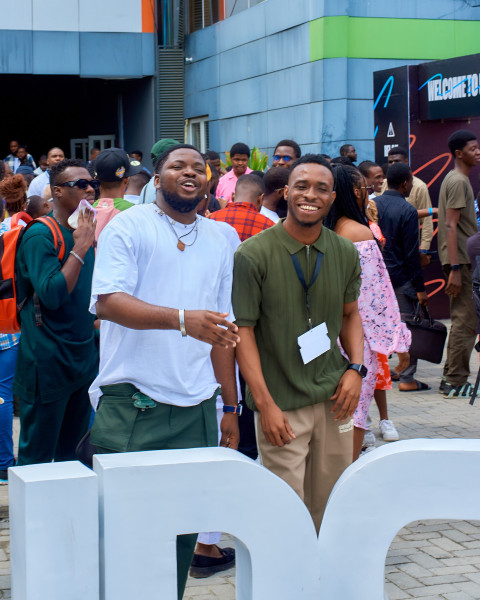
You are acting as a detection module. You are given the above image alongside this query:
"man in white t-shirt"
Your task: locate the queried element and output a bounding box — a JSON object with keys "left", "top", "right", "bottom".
{"left": 27, "top": 147, "right": 65, "bottom": 198}
{"left": 89, "top": 144, "right": 240, "bottom": 600}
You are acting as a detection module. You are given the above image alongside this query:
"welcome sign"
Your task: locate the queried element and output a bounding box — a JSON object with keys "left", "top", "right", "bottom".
{"left": 9, "top": 440, "right": 480, "bottom": 600}
{"left": 417, "top": 53, "right": 480, "bottom": 120}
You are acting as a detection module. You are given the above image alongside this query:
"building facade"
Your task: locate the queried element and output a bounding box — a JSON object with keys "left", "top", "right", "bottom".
{"left": 184, "top": 0, "right": 480, "bottom": 162}
{"left": 0, "top": 0, "right": 156, "bottom": 163}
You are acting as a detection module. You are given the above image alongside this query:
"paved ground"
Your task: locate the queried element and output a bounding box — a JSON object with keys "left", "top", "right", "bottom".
{"left": 2, "top": 331, "right": 480, "bottom": 599}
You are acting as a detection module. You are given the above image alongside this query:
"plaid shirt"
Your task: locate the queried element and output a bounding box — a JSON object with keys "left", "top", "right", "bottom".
{"left": 4, "top": 153, "right": 36, "bottom": 172}
{"left": 209, "top": 202, "right": 274, "bottom": 242}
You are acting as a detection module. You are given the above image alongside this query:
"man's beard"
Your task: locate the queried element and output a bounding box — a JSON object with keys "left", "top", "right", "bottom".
{"left": 162, "top": 190, "right": 203, "bottom": 213}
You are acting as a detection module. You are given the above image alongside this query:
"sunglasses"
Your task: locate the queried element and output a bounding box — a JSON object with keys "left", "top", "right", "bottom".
{"left": 273, "top": 155, "right": 293, "bottom": 162}
{"left": 57, "top": 179, "right": 100, "bottom": 190}
{"left": 360, "top": 185, "right": 375, "bottom": 195}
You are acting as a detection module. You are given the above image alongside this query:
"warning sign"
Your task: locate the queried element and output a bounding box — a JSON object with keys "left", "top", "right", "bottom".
{"left": 387, "top": 122, "right": 395, "bottom": 137}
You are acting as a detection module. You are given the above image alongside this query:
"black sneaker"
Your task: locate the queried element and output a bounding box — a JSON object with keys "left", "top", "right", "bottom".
{"left": 189, "top": 547, "right": 235, "bottom": 578}
{"left": 0, "top": 470, "right": 8, "bottom": 485}
{"left": 443, "top": 382, "right": 474, "bottom": 399}
{"left": 439, "top": 377, "right": 448, "bottom": 395}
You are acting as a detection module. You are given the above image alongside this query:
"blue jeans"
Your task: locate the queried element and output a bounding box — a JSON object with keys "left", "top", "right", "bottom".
{"left": 0, "top": 344, "right": 17, "bottom": 470}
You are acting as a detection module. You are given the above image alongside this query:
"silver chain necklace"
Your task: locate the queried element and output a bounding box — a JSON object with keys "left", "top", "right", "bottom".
{"left": 155, "top": 207, "right": 199, "bottom": 251}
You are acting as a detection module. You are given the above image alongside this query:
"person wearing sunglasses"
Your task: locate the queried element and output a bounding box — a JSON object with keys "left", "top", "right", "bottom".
{"left": 13, "top": 158, "right": 98, "bottom": 467}
{"left": 272, "top": 139, "right": 301, "bottom": 170}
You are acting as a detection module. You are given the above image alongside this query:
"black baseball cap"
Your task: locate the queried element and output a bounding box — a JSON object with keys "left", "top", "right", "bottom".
{"left": 94, "top": 148, "right": 143, "bottom": 182}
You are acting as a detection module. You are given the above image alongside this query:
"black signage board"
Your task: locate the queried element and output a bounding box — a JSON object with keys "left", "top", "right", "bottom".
{"left": 373, "top": 66, "right": 410, "bottom": 165}
{"left": 418, "top": 53, "right": 480, "bottom": 120}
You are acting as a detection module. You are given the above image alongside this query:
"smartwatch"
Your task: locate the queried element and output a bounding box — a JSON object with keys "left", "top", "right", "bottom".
{"left": 223, "top": 404, "right": 243, "bottom": 416}
{"left": 347, "top": 363, "right": 368, "bottom": 379}
{"left": 451, "top": 264, "right": 460, "bottom": 271}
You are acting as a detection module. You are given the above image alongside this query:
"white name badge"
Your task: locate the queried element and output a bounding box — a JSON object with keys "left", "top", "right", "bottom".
{"left": 298, "top": 322, "right": 331, "bottom": 365}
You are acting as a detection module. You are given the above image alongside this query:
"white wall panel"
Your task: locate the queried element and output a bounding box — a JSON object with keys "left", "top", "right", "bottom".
{"left": 79, "top": 0, "right": 142, "bottom": 33}
{"left": 0, "top": 0, "right": 32, "bottom": 30}
{"left": 32, "top": 0, "right": 79, "bottom": 32}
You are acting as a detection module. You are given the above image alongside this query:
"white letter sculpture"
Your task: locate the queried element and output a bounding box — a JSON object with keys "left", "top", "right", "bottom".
{"left": 9, "top": 439, "right": 480, "bottom": 600}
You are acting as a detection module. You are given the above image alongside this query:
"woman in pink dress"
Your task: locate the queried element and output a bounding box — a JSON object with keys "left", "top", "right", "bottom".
{"left": 325, "top": 165, "right": 411, "bottom": 459}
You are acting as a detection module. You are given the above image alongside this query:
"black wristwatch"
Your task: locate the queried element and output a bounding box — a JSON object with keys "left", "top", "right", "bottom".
{"left": 347, "top": 363, "right": 368, "bottom": 378}
{"left": 451, "top": 264, "right": 460, "bottom": 271}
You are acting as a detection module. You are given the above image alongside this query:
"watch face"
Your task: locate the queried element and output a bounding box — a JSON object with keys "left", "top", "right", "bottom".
{"left": 349, "top": 363, "right": 368, "bottom": 378}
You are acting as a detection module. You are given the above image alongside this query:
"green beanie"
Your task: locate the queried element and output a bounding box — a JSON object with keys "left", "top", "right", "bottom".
{"left": 150, "top": 138, "right": 180, "bottom": 161}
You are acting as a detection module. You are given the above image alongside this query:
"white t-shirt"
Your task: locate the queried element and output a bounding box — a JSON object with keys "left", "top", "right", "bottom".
{"left": 89, "top": 203, "right": 234, "bottom": 409}
{"left": 27, "top": 170, "right": 50, "bottom": 198}
{"left": 207, "top": 218, "right": 241, "bottom": 252}
{"left": 260, "top": 205, "right": 279, "bottom": 223}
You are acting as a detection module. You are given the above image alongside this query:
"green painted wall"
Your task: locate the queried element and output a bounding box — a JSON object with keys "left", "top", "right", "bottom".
{"left": 310, "top": 17, "right": 480, "bottom": 62}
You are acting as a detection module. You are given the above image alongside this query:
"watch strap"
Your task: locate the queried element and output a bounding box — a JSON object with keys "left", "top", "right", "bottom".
{"left": 223, "top": 404, "right": 243, "bottom": 416}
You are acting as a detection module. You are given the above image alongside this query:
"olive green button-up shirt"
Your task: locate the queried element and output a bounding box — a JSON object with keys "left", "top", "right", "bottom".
{"left": 232, "top": 220, "right": 361, "bottom": 412}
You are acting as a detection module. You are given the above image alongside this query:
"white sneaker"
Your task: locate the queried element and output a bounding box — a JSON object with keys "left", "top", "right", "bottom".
{"left": 379, "top": 419, "right": 399, "bottom": 442}
{"left": 363, "top": 430, "right": 376, "bottom": 448}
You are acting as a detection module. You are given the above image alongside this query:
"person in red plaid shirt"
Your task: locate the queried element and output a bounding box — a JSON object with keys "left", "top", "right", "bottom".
{"left": 209, "top": 174, "right": 274, "bottom": 242}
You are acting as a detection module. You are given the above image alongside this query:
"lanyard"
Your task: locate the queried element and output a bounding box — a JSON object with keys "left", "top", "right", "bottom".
{"left": 290, "top": 250, "right": 323, "bottom": 330}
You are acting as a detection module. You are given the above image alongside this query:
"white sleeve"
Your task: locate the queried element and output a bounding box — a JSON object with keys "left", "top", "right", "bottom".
{"left": 217, "top": 246, "right": 235, "bottom": 322}
{"left": 89, "top": 217, "right": 139, "bottom": 314}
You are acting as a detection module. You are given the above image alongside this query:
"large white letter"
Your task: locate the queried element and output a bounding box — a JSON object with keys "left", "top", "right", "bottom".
{"left": 317, "top": 439, "right": 480, "bottom": 600}
{"left": 94, "top": 447, "right": 319, "bottom": 600}
{"left": 9, "top": 461, "right": 99, "bottom": 600}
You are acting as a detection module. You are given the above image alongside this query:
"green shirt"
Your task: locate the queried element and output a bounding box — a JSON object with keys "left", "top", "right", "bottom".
{"left": 13, "top": 218, "right": 98, "bottom": 403}
{"left": 438, "top": 169, "right": 478, "bottom": 266}
{"left": 232, "top": 220, "right": 361, "bottom": 412}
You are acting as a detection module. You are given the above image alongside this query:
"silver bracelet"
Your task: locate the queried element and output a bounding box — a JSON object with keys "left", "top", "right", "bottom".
{"left": 70, "top": 251, "right": 84, "bottom": 265}
{"left": 179, "top": 309, "right": 187, "bottom": 337}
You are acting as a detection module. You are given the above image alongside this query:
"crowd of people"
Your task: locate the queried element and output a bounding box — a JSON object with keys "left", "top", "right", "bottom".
{"left": 0, "top": 129, "right": 479, "bottom": 598}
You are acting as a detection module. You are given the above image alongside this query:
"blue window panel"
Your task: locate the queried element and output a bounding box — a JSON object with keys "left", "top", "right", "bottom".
{"left": 142, "top": 34, "right": 155, "bottom": 76}
{"left": 264, "top": 0, "right": 311, "bottom": 36}
{"left": 33, "top": 31, "right": 79, "bottom": 74}
{"left": 184, "top": 89, "right": 217, "bottom": 120}
{"left": 346, "top": 0, "right": 480, "bottom": 20}
{"left": 266, "top": 24, "right": 309, "bottom": 73}
{"left": 0, "top": 30, "right": 32, "bottom": 74}
{"left": 216, "top": 7, "right": 266, "bottom": 54}
{"left": 219, "top": 38, "right": 266, "bottom": 86}
{"left": 80, "top": 33, "right": 143, "bottom": 78}
{"left": 267, "top": 104, "right": 315, "bottom": 147}
{"left": 322, "top": 99, "right": 348, "bottom": 144}
{"left": 266, "top": 63, "right": 312, "bottom": 111}
{"left": 321, "top": 58, "right": 348, "bottom": 101}
{"left": 347, "top": 99, "right": 374, "bottom": 140}
{"left": 217, "top": 76, "right": 268, "bottom": 120}
{"left": 185, "top": 27, "right": 218, "bottom": 63}
{"left": 185, "top": 55, "right": 220, "bottom": 95}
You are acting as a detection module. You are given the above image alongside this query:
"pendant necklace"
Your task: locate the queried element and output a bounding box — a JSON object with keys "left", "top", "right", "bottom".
{"left": 155, "top": 207, "right": 199, "bottom": 251}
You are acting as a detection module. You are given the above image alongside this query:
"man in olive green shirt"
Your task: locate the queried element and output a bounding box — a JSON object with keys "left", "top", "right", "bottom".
{"left": 437, "top": 130, "right": 480, "bottom": 399}
{"left": 233, "top": 155, "right": 365, "bottom": 532}
{"left": 14, "top": 158, "right": 98, "bottom": 465}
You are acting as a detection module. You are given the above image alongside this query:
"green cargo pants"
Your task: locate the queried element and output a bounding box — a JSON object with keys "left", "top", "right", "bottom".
{"left": 90, "top": 383, "right": 219, "bottom": 599}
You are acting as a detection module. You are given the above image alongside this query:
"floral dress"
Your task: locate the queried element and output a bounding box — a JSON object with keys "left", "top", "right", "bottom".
{"left": 349, "top": 240, "right": 411, "bottom": 429}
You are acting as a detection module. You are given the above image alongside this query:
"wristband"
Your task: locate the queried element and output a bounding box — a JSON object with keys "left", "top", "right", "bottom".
{"left": 70, "top": 251, "right": 84, "bottom": 265}
{"left": 428, "top": 207, "right": 433, "bottom": 216}
{"left": 223, "top": 404, "right": 243, "bottom": 416}
{"left": 179, "top": 309, "right": 187, "bottom": 337}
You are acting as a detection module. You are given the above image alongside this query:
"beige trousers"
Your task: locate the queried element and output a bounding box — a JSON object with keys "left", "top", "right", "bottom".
{"left": 255, "top": 402, "right": 353, "bottom": 533}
